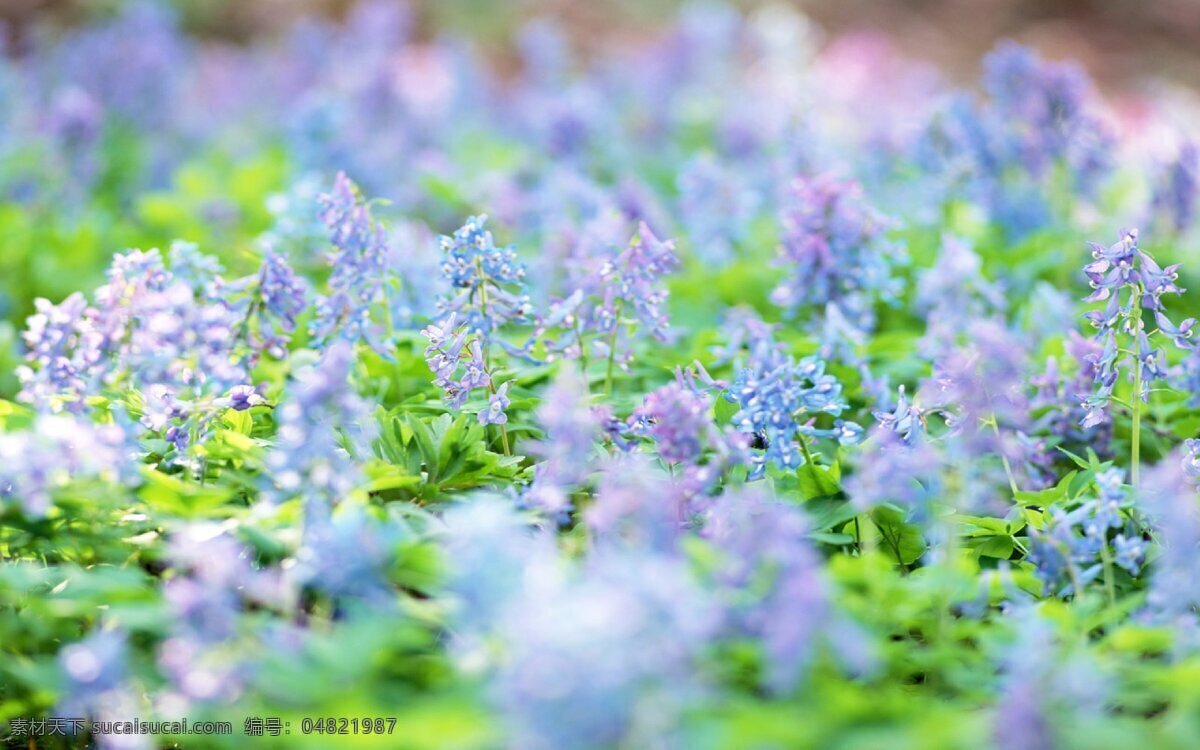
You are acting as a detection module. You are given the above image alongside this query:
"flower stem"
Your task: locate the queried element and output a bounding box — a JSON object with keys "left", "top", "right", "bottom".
{"left": 1099, "top": 539, "right": 1117, "bottom": 608}
{"left": 986, "top": 413, "right": 1020, "bottom": 497}
{"left": 604, "top": 301, "right": 623, "bottom": 397}
{"left": 1130, "top": 287, "right": 1143, "bottom": 491}
{"left": 475, "top": 259, "right": 511, "bottom": 456}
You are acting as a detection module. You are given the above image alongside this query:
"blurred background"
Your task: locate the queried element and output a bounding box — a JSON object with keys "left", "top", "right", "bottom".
{"left": 1, "top": 0, "right": 1197, "bottom": 92}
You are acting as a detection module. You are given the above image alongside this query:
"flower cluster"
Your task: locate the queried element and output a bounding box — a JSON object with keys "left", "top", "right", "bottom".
{"left": 265, "top": 342, "right": 373, "bottom": 518}
{"left": 309, "top": 172, "right": 392, "bottom": 353}
{"left": 541, "top": 222, "right": 680, "bottom": 376}
{"left": 1081, "top": 228, "right": 1193, "bottom": 427}
{"left": 1030, "top": 331, "right": 1113, "bottom": 452}
{"left": 16, "top": 243, "right": 270, "bottom": 459}
{"left": 724, "top": 336, "right": 862, "bottom": 480}
{"left": 1141, "top": 453, "right": 1200, "bottom": 639}
{"left": 1151, "top": 141, "right": 1198, "bottom": 236}
{"left": 523, "top": 369, "right": 601, "bottom": 517}
{"left": 676, "top": 153, "right": 759, "bottom": 265}
{"left": 158, "top": 525, "right": 285, "bottom": 707}
{"left": 770, "top": 173, "right": 902, "bottom": 338}
{"left": 248, "top": 250, "right": 308, "bottom": 359}
{"left": 1027, "top": 469, "right": 1144, "bottom": 597}
{"left": 423, "top": 215, "right": 536, "bottom": 427}
{"left": 917, "top": 41, "right": 1113, "bottom": 236}
{"left": 703, "top": 492, "right": 872, "bottom": 694}
{"left": 436, "top": 214, "right": 532, "bottom": 339}
{"left": 0, "top": 415, "right": 131, "bottom": 516}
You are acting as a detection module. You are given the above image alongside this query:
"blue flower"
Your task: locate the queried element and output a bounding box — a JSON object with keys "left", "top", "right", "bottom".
{"left": 481, "top": 382, "right": 511, "bottom": 426}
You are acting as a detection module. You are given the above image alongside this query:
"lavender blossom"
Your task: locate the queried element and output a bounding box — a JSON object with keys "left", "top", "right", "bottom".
{"left": 540, "top": 222, "right": 679, "bottom": 375}
{"left": 628, "top": 377, "right": 749, "bottom": 500}
{"left": 159, "top": 524, "right": 284, "bottom": 706}
{"left": 1151, "top": 141, "right": 1198, "bottom": 235}
{"left": 1030, "top": 331, "right": 1113, "bottom": 454}
{"left": 845, "top": 426, "right": 942, "bottom": 521}
{"left": 676, "top": 153, "right": 759, "bottom": 264}
{"left": 1081, "top": 228, "right": 1192, "bottom": 427}
{"left": 57, "top": 629, "right": 131, "bottom": 716}
{"left": 770, "top": 174, "right": 902, "bottom": 338}
{"left": 251, "top": 250, "right": 308, "bottom": 359}
{"left": 724, "top": 336, "right": 861, "bottom": 480}
{"left": 703, "top": 492, "right": 873, "bottom": 693}
{"left": 436, "top": 214, "right": 532, "bottom": 339}
{"left": 1026, "top": 473, "right": 1142, "bottom": 598}
{"left": 918, "top": 41, "right": 1114, "bottom": 237}
{"left": 993, "top": 608, "right": 1106, "bottom": 750}
{"left": 0, "top": 415, "right": 131, "bottom": 516}
{"left": 424, "top": 215, "right": 537, "bottom": 426}
{"left": 309, "top": 172, "right": 391, "bottom": 353}
{"left": 489, "top": 551, "right": 715, "bottom": 750}
{"left": 586, "top": 456, "right": 688, "bottom": 552}
{"left": 1140, "top": 455, "right": 1200, "bottom": 641}
{"left": 264, "top": 342, "right": 373, "bottom": 519}
{"left": 294, "top": 503, "right": 400, "bottom": 607}
{"left": 524, "top": 369, "right": 601, "bottom": 517}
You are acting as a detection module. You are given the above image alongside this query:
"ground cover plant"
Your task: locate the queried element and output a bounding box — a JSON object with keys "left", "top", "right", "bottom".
{"left": 3, "top": 2, "right": 1200, "bottom": 748}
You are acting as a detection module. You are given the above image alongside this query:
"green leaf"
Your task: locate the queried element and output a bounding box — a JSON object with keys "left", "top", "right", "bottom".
{"left": 869, "top": 506, "right": 926, "bottom": 565}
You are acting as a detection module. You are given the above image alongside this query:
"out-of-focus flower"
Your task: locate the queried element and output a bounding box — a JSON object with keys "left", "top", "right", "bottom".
{"left": 1151, "top": 141, "right": 1198, "bottom": 235}
{"left": 993, "top": 607, "right": 1107, "bottom": 750}
{"left": 539, "top": 222, "right": 679, "bottom": 374}
{"left": 265, "top": 342, "right": 372, "bottom": 519}
{"left": 704, "top": 491, "right": 873, "bottom": 693}
{"left": 770, "top": 174, "right": 902, "bottom": 341}
{"left": 676, "top": 153, "right": 759, "bottom": 264}
{"left": 0, "top": 415, "right": 131, "bottom": 516}
{"left": 309, "top": 172, "right": 392, "bottom": 353}
{"left": 523, "top": 368, "right": 602, "bottom": 518}
{"left": 917, "top": 41, "right": 1114, "bottom": 237}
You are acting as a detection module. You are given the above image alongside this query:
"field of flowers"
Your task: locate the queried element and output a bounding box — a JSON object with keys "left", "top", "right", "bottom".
{"left": 2, "top": 2, "right": 1200, "bottom": 748}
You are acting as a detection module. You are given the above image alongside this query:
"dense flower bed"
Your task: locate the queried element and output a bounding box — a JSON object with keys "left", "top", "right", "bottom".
{"left": 2, "top": 3, "right": 1200, "bottom": 749}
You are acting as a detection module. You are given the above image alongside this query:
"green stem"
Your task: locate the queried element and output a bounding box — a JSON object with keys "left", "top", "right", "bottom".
{"left": 603, "top": 301, "right": 623, "bottom": 398}
{"left": 475, "top": 259, "right": 510, "bottom": 457}
{"left": 1130, "top": 286, "right": 1143, "bottom": 494}
{"left": 1099, "top": 540, "right": 1117, "bottom": 608}
{"left": 797, "top": 436, "right": 825, "bottom": 490}
{"left": 986, "top": 414, "right": 1020, "bottom": 497}
{"left": 574, "top": 317, "right": 589, "bottom": 382}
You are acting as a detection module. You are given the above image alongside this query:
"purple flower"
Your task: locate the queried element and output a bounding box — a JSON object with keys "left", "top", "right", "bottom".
{"left": 1140, "top": 456, "right": 1200, "bottom": 628}
{"left": 295, "top": 503, "right": 399, "bottom": 606}
{"left": 436, "top": 214, "right": 532, "bottom": 338}
{"left": 846, "top": 427, "right": 942, "bottom": 520}
{"left": 993, "top": 608, "right": 1106, "bottom": 750}
{"left": 309, "top": 172, "right": 392, "bottom": 353}
{"left": 0, "top": 415, "right": 131, "bottom": 516}
{"left": 676, "top": 153, "right": 759, "bottom": 264}
{"left": 632, "top": 382, "right": 711, "bottom": 466}
{"left": 918, "top": 41, "right": 1113, "bottom": 237}
{"left": 58, "top": 629, "right": 130, "bottom": 714}
{"left": 770, "top": 173, "right": 902, "bottom": 339}
{"left": 265, "top": 342, "right": 372, "bottom": 519}
{"left": 703, "top": 491, "right": 873, "bottom": 693}
{"left": 481, "top": 382, "right": 511, "bottom": 426}
{"left": 223, "top": 385, "right": 266, "bottom": 412}
{"left": 539, "top": 222, "right": 679, "bottom": 373}
{"left": 524, "top": 368, "right": 602, "bottom": 516}
{"left": 252, "top": 250, "right": 308, "bottom": 359}
{"left": 1082, "top": 229, "right": 1192, "bottom": 424}
{"left": 1150, "top": 140, "right": 1197, "bottom": 235}
{"left": 724, "top": 334, "right": 861, "bottom": 480}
